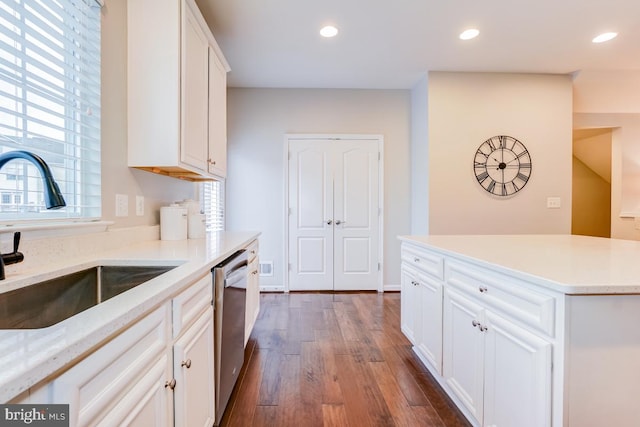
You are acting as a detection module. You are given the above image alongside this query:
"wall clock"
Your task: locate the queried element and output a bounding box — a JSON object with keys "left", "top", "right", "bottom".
{"left": 473, "top": 135, "right": 532, "bottom": 196}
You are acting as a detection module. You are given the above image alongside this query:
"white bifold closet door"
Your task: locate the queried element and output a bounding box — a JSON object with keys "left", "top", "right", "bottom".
{"left": 288, "top": 137, "right": 381, "bottom": 291}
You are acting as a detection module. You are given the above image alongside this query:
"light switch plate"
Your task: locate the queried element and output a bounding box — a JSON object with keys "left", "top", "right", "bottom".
{"left": 116, "top": 194, "right": 128, "bottom": 217}
{"left": 135, "top": 196, "right": 144, "bottom": 216}
{"left": 547, "top": 197, "right": 561, "bottom": 209}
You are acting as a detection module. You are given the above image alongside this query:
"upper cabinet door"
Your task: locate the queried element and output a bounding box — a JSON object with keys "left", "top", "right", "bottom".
{"left": 181, "top": 2, "right": 210, "bottom": 172}
{"left": 208, "top": 47, "right": 228, "bottom": 178}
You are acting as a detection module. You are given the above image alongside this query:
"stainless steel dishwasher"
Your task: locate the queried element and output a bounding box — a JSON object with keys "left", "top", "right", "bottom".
{"left": 212, "top": 250, "right": 248, "bottom": 426}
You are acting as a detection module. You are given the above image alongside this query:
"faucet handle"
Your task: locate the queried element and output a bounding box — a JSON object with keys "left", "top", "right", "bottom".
{"left": 13, "top": 231, "right": 20, "bottom": 253}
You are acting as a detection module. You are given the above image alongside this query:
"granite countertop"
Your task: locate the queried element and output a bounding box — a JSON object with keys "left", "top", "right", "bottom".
{"left": 0, "top": 230, "right": 259, "bottom": 403}
{"left": 400, "top": 234, "right": 640, "bottom": 294}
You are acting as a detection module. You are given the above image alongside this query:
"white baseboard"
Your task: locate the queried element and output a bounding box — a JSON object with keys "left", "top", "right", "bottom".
{"left": 384, "top": 283, "right": 401, "bottom": 292}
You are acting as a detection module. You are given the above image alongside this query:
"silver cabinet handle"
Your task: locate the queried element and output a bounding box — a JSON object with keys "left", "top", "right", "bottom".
{"left": 335, "top": 220, "right": 345, "bottom": 225}
{"left": 326, "top": 220, "right": 332, "bottom": 225}
{"left": 414, "top": 257, "right": 420, "bottom": 263}
{"left": 165, "top": 379, "right": 177, "bottom": 389}
{"left": 479, "top": 286, "right": 488, "bottom": 293}
{"left": 472, "top": 320, "right": 480, "bottom": 328}
{"left": 479, "top": 325, "right": 488, "bottom": 332}
{"left": 181, "top": 359, "right": 192, "bottom": 369}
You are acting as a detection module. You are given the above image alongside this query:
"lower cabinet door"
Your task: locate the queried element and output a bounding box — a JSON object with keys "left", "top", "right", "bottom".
{"left": 97, "top": 353, "right": 173, "bottom": 427}
{"left": 400, "top": 265, "right": 418, "bottom": 344}
{"left": 49, "top": 304, "right": 170, "bottom": 427}
{"left": 414, "top": 273, "right": 443, "bottom": 374}
{"left": 173, "top": 307, "right": 215, "bottom": 427}
{"left": 483, "top": 311, "right": 552, "bottom": 427}
{"left": 443, "top": 288, "right": 485, "bottom": 424}
{"left": 245, "top": 257, "right": 260, "bottom": 346}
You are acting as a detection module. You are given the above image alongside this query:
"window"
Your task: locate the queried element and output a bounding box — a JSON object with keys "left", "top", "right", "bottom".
{"left": 0, "top": 0, "right": 102, "bottom": 221}
{"left": 200, "top": 180, "right": 225, "bottom": 232}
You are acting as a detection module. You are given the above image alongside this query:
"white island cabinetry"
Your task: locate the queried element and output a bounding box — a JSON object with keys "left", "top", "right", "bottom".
{"left": 127, "top": 0, "right": 230, "bottom": 181}
{"left": 400, "top": 234, "right": 640, "bottom": 427}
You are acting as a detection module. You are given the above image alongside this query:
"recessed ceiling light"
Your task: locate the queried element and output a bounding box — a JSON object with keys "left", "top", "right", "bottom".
{"left": 320, "top": 25, "right": 339, "bottom": 38}
{"left": 592, "top": 32, "right": 618, "bottom": 43}
{"left": 459, "top": 28, "right": 480, "bottom": 40}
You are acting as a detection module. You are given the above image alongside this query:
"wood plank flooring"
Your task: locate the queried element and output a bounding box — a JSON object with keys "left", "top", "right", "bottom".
{"left": 220, "top": 292, "right": 470, "bottom": 427}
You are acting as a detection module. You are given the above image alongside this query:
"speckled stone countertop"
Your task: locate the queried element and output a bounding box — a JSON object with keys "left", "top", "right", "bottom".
{"left": 400, "top": 234, "right": 640, "bottom": 294}
{"left": 0, "top": 231, "right": 259, "bottom": 402}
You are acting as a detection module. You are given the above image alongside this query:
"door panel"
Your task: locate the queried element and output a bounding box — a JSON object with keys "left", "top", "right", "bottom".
{"left": 443, "top": 289, "right": 485, "bottom": 424}
{"left": 483, "top": 311, "right": 552, "bottom": 427}
{"left": 288, "top": 138, "right": 380, "bottom": 291}
{"left": 288, "top": 140, "right": 333, "bottom": 290}
{"left": 333, "top": 142, "right": 379, "bottom": 290}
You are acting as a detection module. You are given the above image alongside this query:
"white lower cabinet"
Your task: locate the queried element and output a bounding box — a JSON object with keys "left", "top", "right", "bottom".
{"left": 414, "top": 271, "right": 443, "bottom": 375}
{"left": 443, "top": 288, "right": 552, "bottom": 427}
{"left": 401, "top": 241, "right": 554, "bottom": 427}
{"left": 482, "top": 310, "right": 552, "bottom": 427}
{"left": 400, "top": 265, "right": 417, "bottom": 344}
{"left": 47, "top": 304, "right": 173, "bottom": 427}
{"left": 443, "top": 288, "right": 485, "bottom": 422}
{"left": 96, "top": 353, "right": 173, "bottom": 427}
{"left": 173, "top": 307, "right": 215, "bottom": 427}
{"left": 245, "top": 239, "right": 260, "bottom": 346}
{"left": 26, "top": 273, "right": 215, "bottom": 427}
{"left": 401, "top": 257, "right": 443, "bottom": 374}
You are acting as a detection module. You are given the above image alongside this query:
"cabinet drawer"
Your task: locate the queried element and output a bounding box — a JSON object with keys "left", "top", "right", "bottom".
{"left": 172, "top": 274, "right": 213, "bottom": 338}
{"left": 401, "top": 243, "right": 444, "bottom": 280}
{"left": 446, "top": 260, "right": 555, "bottom": 337}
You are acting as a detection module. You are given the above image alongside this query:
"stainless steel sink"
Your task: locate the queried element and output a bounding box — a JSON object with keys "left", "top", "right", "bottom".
{"left": 0, "top": 265, "right": 175, "bottom": 329}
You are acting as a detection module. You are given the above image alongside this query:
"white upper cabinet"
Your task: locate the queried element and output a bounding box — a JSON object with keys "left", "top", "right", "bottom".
{"left": 127, "top": 0, "right": 230, "bottom": 181}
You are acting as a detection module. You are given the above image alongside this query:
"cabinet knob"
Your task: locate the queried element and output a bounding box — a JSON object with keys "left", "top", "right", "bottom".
{"left": 326, "top": 220, "right": 333, "bottom": 225}
{"left": 414, "top": 257, "right": 420, "bottom": 263}
{"left": 181, "top": 359, "right": 192, "bottom": 369}
{"left": 165, "top": 379, "right": 177, "bottom": 389}
{"left": 335, "top": 220, "right": 345, "bottom": 225}
{"left": 479, "top": 325, "right": 488, "bottom": 332}
{"left": 252, "top": 270, "right": 258, "bottom": 275}
{"left": 472, "top": 320, "right": 480, "bottom": 328}
{"left": 478, "top": 286, "right": 488, "bottom": 293}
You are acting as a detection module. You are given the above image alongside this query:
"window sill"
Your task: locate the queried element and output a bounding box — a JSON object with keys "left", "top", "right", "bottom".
{"left": 0, "top": 220, "right": 114, "bottom": 239}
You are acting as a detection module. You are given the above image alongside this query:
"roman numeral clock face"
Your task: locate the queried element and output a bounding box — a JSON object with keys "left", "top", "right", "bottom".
{"left": 474, "top": 135, "right": 531, "bottom": 197}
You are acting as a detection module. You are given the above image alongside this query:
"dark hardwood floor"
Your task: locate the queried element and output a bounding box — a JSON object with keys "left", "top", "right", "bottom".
{"left": 220, "top": 292, "right": 470, "bottom": 427}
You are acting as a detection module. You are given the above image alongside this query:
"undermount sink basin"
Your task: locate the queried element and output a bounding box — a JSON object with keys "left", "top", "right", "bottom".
{"left": 0, "top": 265, "right": 175, "bottom": 329}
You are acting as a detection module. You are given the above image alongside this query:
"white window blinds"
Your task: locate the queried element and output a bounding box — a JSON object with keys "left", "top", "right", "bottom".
{"left": 200, "top": 180, "right": 225, "bottom": 232}
{"left": 0, "top": 0, "right": 101, "bottom": 221}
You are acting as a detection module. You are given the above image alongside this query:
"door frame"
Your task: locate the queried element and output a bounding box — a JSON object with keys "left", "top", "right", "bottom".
{"left": 283, "top": 133, "right": 385, "bottom": 293}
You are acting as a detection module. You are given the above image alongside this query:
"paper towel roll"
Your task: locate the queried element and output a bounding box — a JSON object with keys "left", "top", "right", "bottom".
{"left": 160, "top": 205, "right": 188, "bottom": 240}
{"left": 188, "top": 213, "right": 206, "bottom": 239}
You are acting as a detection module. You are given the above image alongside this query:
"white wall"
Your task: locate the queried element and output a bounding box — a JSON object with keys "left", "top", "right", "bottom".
{"left": 100, "top": 0, "right": 196, "bottom": 228}
{"left": 410, "top": 75, "right": 429, "bottom": 235}
{"left": 225, "top": 88, "right": 412, "bottom": 290}
{"left": 428, "top": 72, "right": 573, "bottom": 234}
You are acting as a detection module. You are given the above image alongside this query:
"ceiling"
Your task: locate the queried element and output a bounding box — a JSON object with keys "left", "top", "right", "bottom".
{"left": 195, "top": 0, "right": 640, "bottom": 89}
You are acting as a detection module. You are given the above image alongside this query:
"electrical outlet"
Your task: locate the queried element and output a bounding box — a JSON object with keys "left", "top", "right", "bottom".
{"left": 115, "top": 194, "right": 128, "bottom": 217}
{"left": 136, "top": 196, "right": 144, "bottom": 216}
{"left": 546, "top": 197, "right": 561, "bottom": 209}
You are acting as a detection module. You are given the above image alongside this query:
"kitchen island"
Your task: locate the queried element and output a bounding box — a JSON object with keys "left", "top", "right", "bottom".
{"left": 0, "top": 230, "right": 259, "bottom": 425}
{"left": 399, "top": 234, "right": 640, "bottom": 427}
